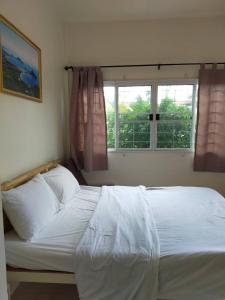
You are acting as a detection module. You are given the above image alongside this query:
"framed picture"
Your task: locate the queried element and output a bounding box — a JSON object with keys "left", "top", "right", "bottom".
{"left": 0, "top": 15, "right": 42, "bottom": 102}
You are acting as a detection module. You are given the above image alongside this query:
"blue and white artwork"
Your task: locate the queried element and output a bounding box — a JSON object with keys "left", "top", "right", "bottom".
{"left": 0, "top": 18, "right": 41, "bottom": 101}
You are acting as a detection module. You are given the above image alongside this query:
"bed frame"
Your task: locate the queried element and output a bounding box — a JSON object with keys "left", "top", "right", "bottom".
{"left": 1, "top": 160, "right": 76, "bottom": 285}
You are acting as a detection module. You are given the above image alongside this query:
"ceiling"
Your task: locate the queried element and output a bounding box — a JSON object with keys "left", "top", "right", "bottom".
{"left": 53, "top": 0, "right": 225, "bottom": 23}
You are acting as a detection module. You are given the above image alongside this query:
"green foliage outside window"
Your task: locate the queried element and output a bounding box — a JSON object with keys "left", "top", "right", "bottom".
{"left": 106, "top": 96, "right": 192, "bottom": 149}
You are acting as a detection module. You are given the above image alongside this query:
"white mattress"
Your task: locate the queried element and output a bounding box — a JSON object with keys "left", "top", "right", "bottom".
{"left": 5, "top": 186, "right": 225, "bottom": 299}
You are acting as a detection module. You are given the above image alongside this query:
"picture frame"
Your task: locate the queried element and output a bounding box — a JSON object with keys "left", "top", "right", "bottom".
{"left": 0, "top": 15, "right": 42, "bottom": 102}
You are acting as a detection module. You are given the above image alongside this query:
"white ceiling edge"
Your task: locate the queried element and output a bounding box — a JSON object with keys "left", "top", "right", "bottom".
{"left": 51, "top": 0, "right": 225, "bottom": 25}
{"left": 63, "top": 14, "right": 225, "bottom": 25}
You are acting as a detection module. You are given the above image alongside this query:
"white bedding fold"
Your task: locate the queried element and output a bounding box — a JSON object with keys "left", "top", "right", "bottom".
{"left": 74, "top": 185, "right": 160, "bottom": 300}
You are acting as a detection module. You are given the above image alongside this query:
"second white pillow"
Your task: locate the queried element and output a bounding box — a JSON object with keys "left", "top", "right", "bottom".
{"left": 42, "top": 165, "right": 80, "bottom": 206}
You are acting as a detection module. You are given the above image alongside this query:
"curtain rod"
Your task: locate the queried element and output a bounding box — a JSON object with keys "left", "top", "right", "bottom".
{"left": 64, "top": 62, "right": 225, "bottom": 71}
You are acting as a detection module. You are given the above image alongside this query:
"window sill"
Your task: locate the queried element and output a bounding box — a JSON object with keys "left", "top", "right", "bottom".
{"left": 108, "top": 148, "right": 194, "bottom": 153}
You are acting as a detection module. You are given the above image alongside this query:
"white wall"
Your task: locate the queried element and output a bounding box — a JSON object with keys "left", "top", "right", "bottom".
{"left": 65, "top": 17, "right": 225, "bottom": 195}
{"left": 0, "top": 194, "right": 7, "bottom": 300}
{"left": 0, "top": 1, "right": 65, "bottom": 296}
{"left": 0, "top": 0, "right": 65, "bottom": 183}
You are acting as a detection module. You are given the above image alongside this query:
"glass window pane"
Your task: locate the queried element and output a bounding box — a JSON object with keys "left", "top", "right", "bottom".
{"left": 118, "top": 86, "right": 151, "bottom": 149}
{"left": 104, "top": 86, "right": 115, "bottom": 148}
{"left": 157, "top": 85, "right": 194, "bottom": 149}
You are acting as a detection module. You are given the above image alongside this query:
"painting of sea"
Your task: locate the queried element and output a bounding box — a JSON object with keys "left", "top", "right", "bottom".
{"left": 0, "top": 15, "right": 42, "bottom": 102}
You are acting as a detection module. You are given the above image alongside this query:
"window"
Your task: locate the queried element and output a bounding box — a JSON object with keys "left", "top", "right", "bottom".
{"left": 104, "top": 80, "right": 197, "bottom": 150}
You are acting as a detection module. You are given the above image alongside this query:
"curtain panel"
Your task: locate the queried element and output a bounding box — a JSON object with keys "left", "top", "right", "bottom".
{"left": 69, "top": 67, "right": 108, "bottom": 172}
{"left": 194, "top": 64, "right": 225, "bottom": 172}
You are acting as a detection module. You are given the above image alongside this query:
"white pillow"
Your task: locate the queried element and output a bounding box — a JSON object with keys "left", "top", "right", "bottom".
{"left": 42, "top": 165, "right": 80, "bottom": 206}
{"left": 2, "top": 174, "right": 59, "bottom": 241}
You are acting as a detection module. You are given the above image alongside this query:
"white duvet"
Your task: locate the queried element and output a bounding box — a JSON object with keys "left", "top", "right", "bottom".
{"left": 74, "top": 186, "right": 160, "bottom": 300}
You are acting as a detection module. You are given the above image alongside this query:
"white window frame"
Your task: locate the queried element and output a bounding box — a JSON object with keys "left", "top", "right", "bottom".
{"left": 104, "top": 79, "right": 198, "bottom": 152}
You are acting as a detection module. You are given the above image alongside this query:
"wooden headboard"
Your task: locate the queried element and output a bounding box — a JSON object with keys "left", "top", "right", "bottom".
{"left": 1, "top": 160, "right": 60, "bottom": 232}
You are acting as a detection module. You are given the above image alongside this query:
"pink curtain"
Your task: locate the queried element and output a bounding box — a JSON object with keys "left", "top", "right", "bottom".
{"left": 70, "top": 67, "right": 108, "bottom": 172}
{"left": 194, "top": 64, "right": 225, "bottom": 172}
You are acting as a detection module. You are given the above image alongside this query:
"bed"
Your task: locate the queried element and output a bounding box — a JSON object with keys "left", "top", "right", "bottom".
{"left": 2, "top": 161, "right": 225, "bottom": 300}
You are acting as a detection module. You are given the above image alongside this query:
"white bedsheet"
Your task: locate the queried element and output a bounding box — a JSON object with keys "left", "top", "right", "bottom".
{"left": 74, "top": 186, "right": 160, "bottom": 300}
{"left": 5, "top": 186, "right": 225, "bottom": 300}
{"left": 149, "top": 187, "right": 225, "bottom": 300}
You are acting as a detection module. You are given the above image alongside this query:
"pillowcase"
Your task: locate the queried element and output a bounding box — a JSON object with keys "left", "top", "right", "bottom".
{"left": 42, "top": 165, "right": 80, "bottom": 206}
{"left": 2, "top": 174, "right": 59, "bottom": 241}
